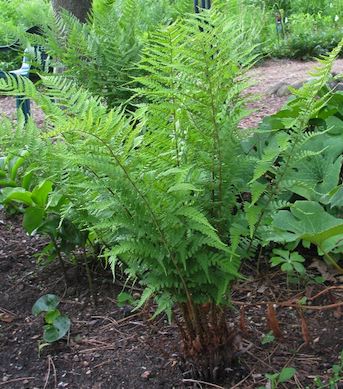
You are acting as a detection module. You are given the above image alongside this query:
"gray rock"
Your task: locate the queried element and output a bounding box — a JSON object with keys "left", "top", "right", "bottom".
{"left": 334, "top": 82, "right": 343, "bottom": 91}
{"left": 276, "top": 84, "right": 292, "bottom": 97}
{"left": 267, "top": 82, "right": 288, "bottom": 95}
{"left": 291, "top": 80, "right": 305, "bottom": 90}
{"left": 327, "top": 81, "right": 343, "bottom": 91}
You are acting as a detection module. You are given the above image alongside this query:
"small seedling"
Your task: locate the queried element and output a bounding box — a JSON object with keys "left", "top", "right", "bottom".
{"left": 271, "top": 249, "right": 306, "bottom": 274}
{"left": 258, "top": 367, "right": 296, "bottom": 389}
{"left": 261, "top": 331, "right": 276, "bottom": 345}
{"left": 117, "top": 291, "right": 135, "bottom": 307}
{"left": 32, "top": 294, "right": 70, "bottom": 351}
{"left": 311, "top": 350, "right": 343, "bottom": 389}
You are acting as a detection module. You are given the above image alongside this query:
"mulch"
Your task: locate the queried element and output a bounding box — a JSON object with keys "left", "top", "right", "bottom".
{"left": 1, "top": 210, "right": 342, "bottom": 388}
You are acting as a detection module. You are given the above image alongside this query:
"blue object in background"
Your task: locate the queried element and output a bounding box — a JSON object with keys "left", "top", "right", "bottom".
{"left": 0, "top": 27, "right": 49, "bottom": 122}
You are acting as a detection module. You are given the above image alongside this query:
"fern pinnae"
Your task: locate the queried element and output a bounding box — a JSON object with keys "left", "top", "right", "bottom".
{"left": 246, "top": 40, "right": 343, "bottom": 256}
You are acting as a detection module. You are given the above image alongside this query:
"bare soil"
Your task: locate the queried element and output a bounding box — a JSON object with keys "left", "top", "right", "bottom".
{"left": 1, "top": 211, "right": 342, "bottom": 389}
{"left": 241, "top": 58, "right": 343, "bottom": 129}
{"left": 1, "top": 59, "right": 343, "bottom": 389}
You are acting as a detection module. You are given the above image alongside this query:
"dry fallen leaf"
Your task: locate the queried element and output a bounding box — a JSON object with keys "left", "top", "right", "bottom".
{"left": 299, "top": 310, "right": 311, "bottom": 345}
{"left": 141, "top": 371, "right": 152, "bottom": 380}
{"left": 0, "top": 313, "right": 15, "bottom": 323}
{"left": 309, "top": 259, "right": 338, "bottom": 283}
{"left": 267, "top": 304, "right": 282, "bottom": 339}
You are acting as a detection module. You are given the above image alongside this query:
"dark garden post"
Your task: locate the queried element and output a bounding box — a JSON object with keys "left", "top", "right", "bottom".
{"left": 194, "top": 0, "right": 211, "bottom": 13}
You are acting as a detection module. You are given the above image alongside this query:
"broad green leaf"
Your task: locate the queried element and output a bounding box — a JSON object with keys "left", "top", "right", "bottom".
{"left": 31, "top": 180, "right": 53, "bottom": 208}
{"left": 0, "top": 179, "right": 17, "bottom": 187}
{"left": 272, "top": 249, "right": 289, "bottom": 260}
{"left": 44, "top": 309, "right": 61, "bottom": 324}
{"left": 281, "top": 263, "right": 293, "bottom": 272}
{"left": 9, "top": 155, "right": 26, "bottom": 181}
{"left": 325, "top": 115, "right": 343, "bottom": 135}
{"left": 32, "top": 294, "right": 60, "bottom": 316}
{"left": 1, "top": 187, "right": 33, "bottom": 206}
{"left": 293, "top": 262, "right": 305, "bottom": 274}
{"left": 271, "top": 257, "right": 284, "bottom": 267}
{"left": 285, "top": 155, "right": 342, "bottom": 201}
{"left": 117, "top": 292, "right": 134, "bottom": 307}
{"left": 278, "top": 367, "right": 296, "bottom": 383}
{"left": 23, "top": 206, "right": 45, "bottom": 234}
{"left": 36, "top": 216, "right": 60, "bottom": 237}
{"left": 290, "top": 252, "right": 305, "bottom": 262}
{"left": 43, "top": 315, "right": 70, "bottom": 342}
{"left": 325, "top": 185, "right": 343, "bottom": 208}
{"left": 22, "top": 171, "right": 33, "bottom": 190}
{"left": 271, "top": 201, "right": 343, "bottom": 249}
{"left": 43, "top": 325, "right": 60, "bottom": 343}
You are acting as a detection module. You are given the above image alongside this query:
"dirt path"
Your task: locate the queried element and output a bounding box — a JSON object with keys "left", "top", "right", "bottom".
{"left": 1, "top": 58, "right": 343, "bottom": 128}
{"left": 241, "top": 58, "right": 343, "bottom": 128}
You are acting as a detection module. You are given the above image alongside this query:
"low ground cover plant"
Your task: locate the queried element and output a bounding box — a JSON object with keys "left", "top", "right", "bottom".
{"left": 32, "top": 294, "right": 71, "bottom": 344}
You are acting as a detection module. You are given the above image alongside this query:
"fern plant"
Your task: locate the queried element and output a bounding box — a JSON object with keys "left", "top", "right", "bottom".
{"left": 0, "top": 3, "right": 258, "bottom": 381}
{"left": 39, "top": 0, "right": 193, "bottom": 109}
{"left": 244, "top": 38, "right": 343, "bottom": 270}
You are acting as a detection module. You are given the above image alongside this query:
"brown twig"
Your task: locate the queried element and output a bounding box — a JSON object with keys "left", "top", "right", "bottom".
{"left": 43, "top": 356, "right": 57, "bottom": 389}
{"left": 0, "top": 307, "right": 16, "bottom": 316}
{"left": 230, "top": 372, "right": 253, "bottom": 389}
{"left": 246, "top": 350, "right": 275, "bottom": 370}
{"left": 93, "top": 360, "right": 111, "bottom": 369}
{"left": 43, "top": 357, "right": 51, "bottom": 389}
{"left": 182, "top": 378, "right": 225, "bottom": 388}
{"left": 79, "top": 345, "right": 116, "bottom": 354}
{"left": 50, "top": 356, "right": 57, "bottom": 389}
{"left": 91, "top": 316, "right": 125, "bottom": 335}
{"left": 231, "top": 300, "right": 343, "bottom": 311}
{"left": 0, "top": 377, "right": 35, "bottom": 386}
{"left": 308, "top": 286, "right": 343, "bottom": 301}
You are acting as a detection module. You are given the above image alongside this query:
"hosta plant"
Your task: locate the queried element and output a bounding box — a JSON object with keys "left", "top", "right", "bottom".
{"left": 242, "top": 40, "right": 343, "bottom": 273}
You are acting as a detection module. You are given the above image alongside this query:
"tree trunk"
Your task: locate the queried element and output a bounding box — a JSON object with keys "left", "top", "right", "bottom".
{"left": 51, "top": 0, "right": 92, "bottom": 23}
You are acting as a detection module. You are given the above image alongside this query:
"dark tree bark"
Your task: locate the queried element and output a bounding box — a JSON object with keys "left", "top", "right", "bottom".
{"left": 51, "top": 0, "right": 92, "bottom": 23}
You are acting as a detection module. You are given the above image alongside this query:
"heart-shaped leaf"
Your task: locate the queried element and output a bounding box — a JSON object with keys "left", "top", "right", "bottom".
{"left": 32, "top": 294, "right": 60, "bottom": 316}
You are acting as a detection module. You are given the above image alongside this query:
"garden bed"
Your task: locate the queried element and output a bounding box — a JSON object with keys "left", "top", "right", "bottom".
{"left": 1, "top": 52, "right": 343, "bottom": 388}
{"left": 1, "top": 209, "right": 342, "bottom": 388}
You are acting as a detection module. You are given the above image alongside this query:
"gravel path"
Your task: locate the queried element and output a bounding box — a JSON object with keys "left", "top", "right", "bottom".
{"left": 1, "top": 58, "right": 343, "bottom": 129}
{"left": 241, "top": 58, "right": 343, "bottom": 128}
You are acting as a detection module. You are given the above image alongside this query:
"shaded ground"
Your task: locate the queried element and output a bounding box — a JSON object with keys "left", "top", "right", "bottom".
{"left": 1, "top": 59, "right": 343, "bottom": 388}
{"left": 0, "top": 211, "right": 183, "bottom": 389}
{"left": 1, "top": 210, "right": 342, "bottom": 389}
